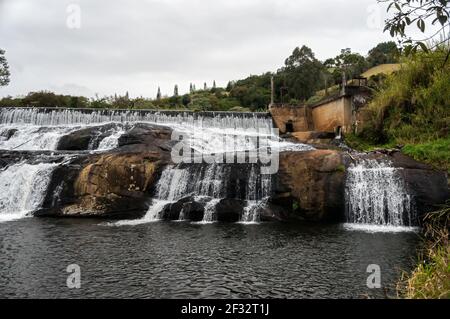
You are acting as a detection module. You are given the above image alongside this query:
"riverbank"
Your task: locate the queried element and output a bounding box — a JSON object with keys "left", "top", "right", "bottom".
{"left": 397, "top": 202, "right": 449, "bottom": 299}
{"left": 343, "top": 47, "right": 450, "bottom": 299}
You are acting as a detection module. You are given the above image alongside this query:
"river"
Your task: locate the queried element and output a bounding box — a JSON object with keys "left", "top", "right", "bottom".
{"left": 0, "top": 217, "right": 418, "bottom": 298}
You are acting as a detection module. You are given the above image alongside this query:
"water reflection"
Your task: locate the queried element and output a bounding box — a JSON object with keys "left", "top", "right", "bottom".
{"left": 0, "top": 218, "right": 419, "bottom": 298}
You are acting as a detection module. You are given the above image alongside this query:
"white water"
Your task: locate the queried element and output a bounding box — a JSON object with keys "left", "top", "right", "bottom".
{"left": 114, "top": 162, "right": 273, "bottom": 225}
{"left": 343, "top": 223, "right": 419, "bottom": 233}
{"left": 345, "top": 159, "right": 416, "bottom": 231}
{"left": 0, "top": 124, "right": 125, "bottom": 151}
{"left": 0, "top": 108, "right": 313, "bottom": 154}
{"left": 96, "top": 129, "right": 125, "bottom": 151}
{"left": 0, "top": 125, "right": 74, "bottom": 150}
{"left": 199, "top": 198, "right": 221, "bottom": 224}
{"left": 0, "top": 108, "right": 272, "bottom": 132}
{"left": 0, "top": 162, "right": 58, "bottom": 222}
{"left": 0, "top": 108, "right": 313, "bottom": 226}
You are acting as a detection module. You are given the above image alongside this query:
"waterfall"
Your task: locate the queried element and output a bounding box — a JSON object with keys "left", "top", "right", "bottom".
{"left": 143, "top": 164, "right": 227, "bottom": 222}
{"left": 0, "top": 107, "right": 272, "bottom": 133}
{"left": 123, "top": 163, "right": 273, "bottom": 224}
{"left": 0, "top": 125, "right": 74, "bottom": 150}
{"left": 345, "top": 159, "right": 416, "bottom": 230}
{"left": 0, "top": 162, "right": 58, "bottom": 222}
{"left": 0, "top": 107, "right": 281, "bottom": 153}
{"left": 95, "top": 128, "right": 125, "bottom": 151}
{"left": 0, "top": 108, "right": 314, "bottom": 225}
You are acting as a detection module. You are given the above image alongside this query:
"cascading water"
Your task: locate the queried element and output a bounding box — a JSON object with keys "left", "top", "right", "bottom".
{"left": 90, "top": 127, "right": 126, "bottom": 151}
{"left": 117, "top": 162, "right": 273, "bottom": 225}
{"left": 345, "top": 159, "right": 416, "bottom": 231}
{"left": 0, "top": 107, "right": 313, "bottom": 225}
{"left": 0, "top": 125, "right": 75, "bottom": 150}
{"left": 0, "top": 162, "right": 58, "bottom": 222}
{"left": 0, "top": 107, "right": 273, "bottom": 132}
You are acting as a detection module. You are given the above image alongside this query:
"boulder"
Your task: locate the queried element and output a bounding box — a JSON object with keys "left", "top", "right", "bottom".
{"left": 180, "top": 200, "right": 205, "bottom": 221}
{"left": 117, "top": 123, "right": 175, "bottom": 154}
{"left": 35, "top": 152, "right": 165, "bottom": 219}
{"left": 56, "top": 124, "right": 116, "bottom": 151}
{"left": 216, "top": 198, "right": 245, "bottom": 222}
{"left": 273, "top": 149, "right": 346, "bottom": 222}
{"left": 0, "top": 128, "right": 17, "bottom": 140}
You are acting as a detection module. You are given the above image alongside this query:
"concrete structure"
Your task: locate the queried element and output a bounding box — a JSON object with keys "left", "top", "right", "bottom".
{"left": 269, "top": 104, "right": 313, "bottom": 134}
{"left": 270, "top": 85, "right": 370, "bottom": 136}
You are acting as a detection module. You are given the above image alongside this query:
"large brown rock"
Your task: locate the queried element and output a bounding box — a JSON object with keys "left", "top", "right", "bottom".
{"left": 35, "top": 152, "right": 165, "bottom": 218}
{"left": 272, "top": 149, "right": 345, "bottom": 222}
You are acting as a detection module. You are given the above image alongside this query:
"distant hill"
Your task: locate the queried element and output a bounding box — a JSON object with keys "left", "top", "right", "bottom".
{"left": 361, "top": 63, "right": 401, "bottom": 78}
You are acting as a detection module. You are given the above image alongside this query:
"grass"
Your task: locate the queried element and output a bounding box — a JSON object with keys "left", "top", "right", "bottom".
{"left": 310, "top": 64, "right": 401, "bottom": 106}
{"left": 403, "top": 138, "right": 450, "bottom": 174}
{"left": 345, "top": 48, "right": 450, "bottom": 175}
{"left": 361, "top": 63, "right": 401, "bottom": 78}
{"left": 343, "top": 133, "right": 395, "bottom": 151}
{"left": 397, "top": 203, "right": 450, "bottom": 299}
{"left": 344, "top": 134, "right": 450, "bottom": 174}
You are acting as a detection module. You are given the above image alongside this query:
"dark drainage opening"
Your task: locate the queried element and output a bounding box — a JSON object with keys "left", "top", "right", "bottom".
{"left": 285, "top": 120, "right": 294, "bottom": 133}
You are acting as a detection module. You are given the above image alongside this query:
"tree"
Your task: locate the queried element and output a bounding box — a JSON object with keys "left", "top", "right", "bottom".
{"left": 381, "top": 0, "right": 450, "bottom": 55}
{"left": 156, "top": 87, "right": 161, "bottom": 100}
{"left": 332, "top": 48, "right": 368, "bottom": 82}
{"left": 367, "top": 41, "right": 400, "bottom": 67}
{"left": 174, "top": 84, "right": 179, "bottom": 97}
{"left": 203, "top": 82, "right": 207, "bottom": 90}
{"left": 229, "top": 73, "right": 272, "bottom": 110}
{"left": 181, "top": 94, "right": 191, "bottom": 106}
{"left": 0, "top": 49, "right": 10, "bottom": 87}
{"left": 213, "top": 80, "right": 216, "bottom": 89}
{"left": 278, "top": 45, "right": 325, "bottom": 101}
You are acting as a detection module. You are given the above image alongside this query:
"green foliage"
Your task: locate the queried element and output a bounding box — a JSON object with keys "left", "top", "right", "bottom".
{"left": 397, "top": 202, "right": 450, "bottom": 299}
{"left": 0, "top": 49, "right": 10, "bottom": 87}
{"left": 382, "top": 0, "right": 450, "bottom": 54}
{"left": 347, "top": 47, "right": 450, "bottom": 174}
{"left": 362, "top": 47, "right": 450, "bottom": 145}
{"left": 403, "top": 138, "right": 450, "bottom": 173}
{"left": 181, "top": 94, "right": 191, "bottom": 106}
{"left": 292, "top": 200, "right": 300, "bottom": 211}
{"left": 230, "top": 73, "right": 272, "bottom": 110}
{"left": 367, "top": 41, "right": 400, "bottom": 67}
{"left": 279, "top": 45, "right": 325, "bottom": 101}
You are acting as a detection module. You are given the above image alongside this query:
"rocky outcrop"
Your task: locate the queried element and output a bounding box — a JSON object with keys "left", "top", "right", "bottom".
{"left": 2, "top": 119, "right": 446, "bottom": 223}
{"left": 273, "top": 150, "right": 346, "bottom": 222}
{"left": 35, "top": 152, "right": 165, "bottom": 218}
{"left": 291, "top": 131, "right": 336, "bottom": 144}
{"left": 117, "top": 123, "right": 175, "bottom": 153}
{"left": 35, "top": 124, "right": 174, "bottom": 219}
{"left": 272, "top": 148, "right": 449, "bottom": 223}
{"left": 56, "top": 124, "right": 117, "bottom": 151}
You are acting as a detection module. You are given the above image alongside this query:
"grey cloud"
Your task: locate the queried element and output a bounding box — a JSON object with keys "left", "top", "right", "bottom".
{"left": 0, "top": 0, "right": 394, "bottom": 98}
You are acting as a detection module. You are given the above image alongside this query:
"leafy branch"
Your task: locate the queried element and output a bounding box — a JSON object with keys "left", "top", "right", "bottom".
{"left": 380, "top": 0, "right": 450, "bottom": 55}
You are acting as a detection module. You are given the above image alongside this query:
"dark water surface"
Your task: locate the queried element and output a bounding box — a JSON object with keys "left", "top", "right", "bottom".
{"left": 0, "top": 218, "right": 419, "bottom": 298}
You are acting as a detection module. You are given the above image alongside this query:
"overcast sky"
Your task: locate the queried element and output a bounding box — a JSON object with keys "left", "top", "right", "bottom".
{"left": 0, "top": 0, "right": 404, "bottom": 98}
